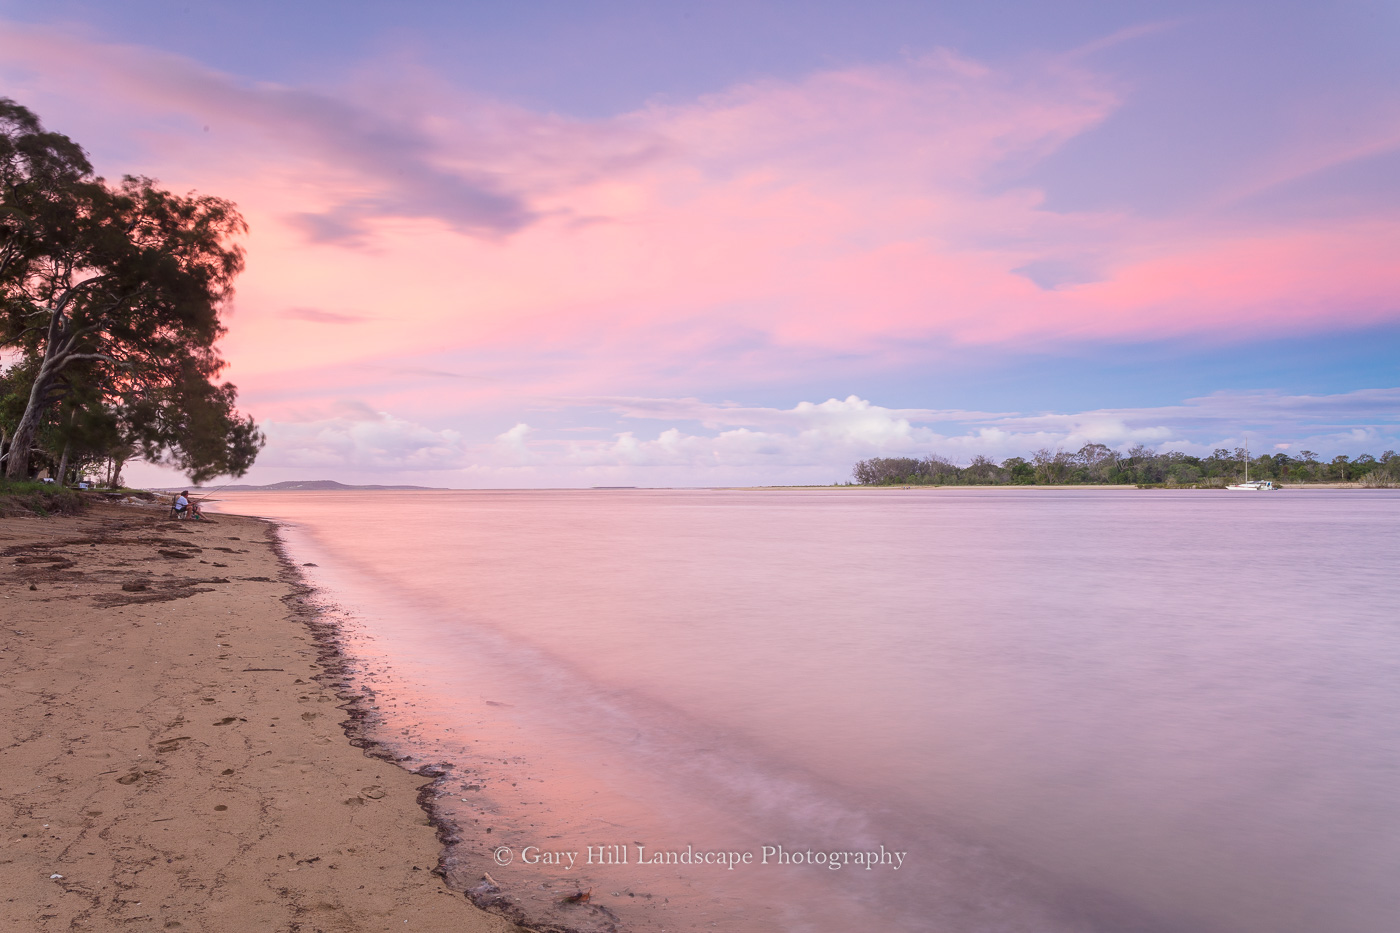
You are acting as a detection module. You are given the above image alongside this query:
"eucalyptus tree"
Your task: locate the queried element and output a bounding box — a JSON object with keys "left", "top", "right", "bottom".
{"left": 1074, "top": 442, "right": 1116, "bottom": 481}
{"left": 0, "top": 98, "right": 262, "bottom": 481}
{"left": 1032, "top": 448, "right": 1073, "bottom": 484}
{"left": 965, "top": 454, "right": 1001, "bottom": 483}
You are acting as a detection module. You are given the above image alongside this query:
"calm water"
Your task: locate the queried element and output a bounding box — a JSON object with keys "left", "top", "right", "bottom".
{"left": 214, "top": 488, "right": 1400, "bottom": 933}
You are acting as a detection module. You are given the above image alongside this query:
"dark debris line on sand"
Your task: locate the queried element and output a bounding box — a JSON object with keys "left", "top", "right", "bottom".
{"left": 0, "top": 502, "right": 528, "bottom": 933}
{"left": 261, "top": 518, "right": 612, "bottom": 933}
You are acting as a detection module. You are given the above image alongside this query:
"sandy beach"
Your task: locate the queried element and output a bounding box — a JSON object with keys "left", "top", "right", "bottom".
{"left": 0, "top": 501, "right": 523, "bottom": 933}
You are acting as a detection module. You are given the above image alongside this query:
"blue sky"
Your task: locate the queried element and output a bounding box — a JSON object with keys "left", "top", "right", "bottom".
{"left": 2, "top": 1, "right": 1397, "bottom": 485}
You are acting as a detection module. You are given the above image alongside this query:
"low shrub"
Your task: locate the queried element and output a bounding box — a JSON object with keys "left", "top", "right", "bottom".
{"left": 0, "top": 480, "right": 88, "bottom": 517}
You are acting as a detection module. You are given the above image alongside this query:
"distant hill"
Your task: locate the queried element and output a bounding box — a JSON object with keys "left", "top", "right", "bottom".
{"left": 177, "top": 480, "right": 443, "bottom": 492}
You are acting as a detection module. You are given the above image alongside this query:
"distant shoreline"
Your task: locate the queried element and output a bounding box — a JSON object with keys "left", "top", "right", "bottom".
{"left": 175, "top": 480, "right": 444, "bottom": 492}
{"left": 734, "top": 482, "right": 1381, "bottom": 491}
{"left": 146, "top": 481, "right": 1388, "bottom": 495}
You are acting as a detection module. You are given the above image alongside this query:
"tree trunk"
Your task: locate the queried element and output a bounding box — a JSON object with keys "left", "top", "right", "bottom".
{"left": 56, "top": 439, "right": 71, "bottom": 487}
{"left": 4, "top": 387, "right": 47, "bottom": 480}
{"left": 5, "top": 343, "right": 63, "bottom": 481}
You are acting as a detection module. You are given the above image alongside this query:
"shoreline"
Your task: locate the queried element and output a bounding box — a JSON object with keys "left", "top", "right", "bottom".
{"left": 280, "top": 535, "right": 555, "bottom": 932}
{"left": 247, "top": 504, "right": 633, "bottom": 933}
{"left": 732, "top": 482, "right": 1381, "bottom": 490}
{"left": 0, "top": 501, "right": 525, "bottom": 932}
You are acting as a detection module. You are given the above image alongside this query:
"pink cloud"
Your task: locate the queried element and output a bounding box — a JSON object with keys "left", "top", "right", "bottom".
{"left": 3, "top": 20, "right": 1398, "bottom": 438}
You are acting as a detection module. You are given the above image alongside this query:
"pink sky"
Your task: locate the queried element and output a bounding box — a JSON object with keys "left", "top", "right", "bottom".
{"left": 2, "top": 14, "right": 1398, "bottom": 486}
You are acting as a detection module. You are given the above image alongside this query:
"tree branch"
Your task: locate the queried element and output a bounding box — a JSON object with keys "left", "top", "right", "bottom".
{"left": 53, "top": 274, "right": 109, "bottom": 315}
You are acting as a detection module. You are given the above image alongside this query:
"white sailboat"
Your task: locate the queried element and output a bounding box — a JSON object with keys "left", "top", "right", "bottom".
{"left": 1226, "top": 437, "right": 1278, "bottom": 490}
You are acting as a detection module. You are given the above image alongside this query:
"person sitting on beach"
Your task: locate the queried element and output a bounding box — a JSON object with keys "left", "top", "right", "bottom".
{"left": 173, "top": 491, "right": 190, "bottom": 519}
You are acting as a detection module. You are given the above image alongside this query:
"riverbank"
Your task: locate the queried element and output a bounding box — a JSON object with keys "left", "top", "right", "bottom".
{"left": 0, "top": 502, "right": 522, "bottom": 933}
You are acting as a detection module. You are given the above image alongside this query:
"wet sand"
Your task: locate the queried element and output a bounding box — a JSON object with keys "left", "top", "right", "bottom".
{"left": 0, "top": 501, "right": 523, "bottom": 933}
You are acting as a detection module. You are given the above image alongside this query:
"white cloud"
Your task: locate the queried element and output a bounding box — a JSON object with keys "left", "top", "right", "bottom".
{"left": 259, "top": 410, "right": 467, "bottom": 471}
{"left": 206, "top": 389, "right": 1400, "bottom": 487}
{"left": 515, "top": 389, "right": 1400, "bottom": 482}
{"left": 491, "top": 423, "right": 535, "bottom": 464}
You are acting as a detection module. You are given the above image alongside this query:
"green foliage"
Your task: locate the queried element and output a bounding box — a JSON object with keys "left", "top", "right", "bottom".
{"left": 852, "top": 443, "right": 1400, "bottom": 487}
{"left": 1002, "top": 457, "right": 1034, "bottom": 484}
{"left": 0, "top": 98, "right": 263, "bottom": 482}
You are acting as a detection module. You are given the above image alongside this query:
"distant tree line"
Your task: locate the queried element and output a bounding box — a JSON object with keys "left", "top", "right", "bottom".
{"left": 0, "top": 98, "right": 262, "bottom": 486}
{"left": 852, "top": 444, "right": 1400, "bottom": 487}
